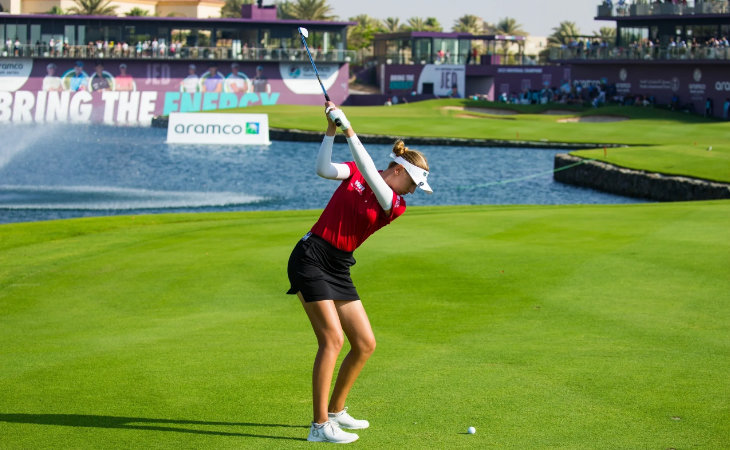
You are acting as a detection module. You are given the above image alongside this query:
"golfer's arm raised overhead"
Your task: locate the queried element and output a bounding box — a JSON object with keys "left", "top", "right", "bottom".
{"left": 346, "top": 134, "right": 394, "bottom": 212}
{"left": 325, "top": 103, "right": 394, "bottom": 211}
{"left": 316, "top": 135, "right": 351, "bottom": 180}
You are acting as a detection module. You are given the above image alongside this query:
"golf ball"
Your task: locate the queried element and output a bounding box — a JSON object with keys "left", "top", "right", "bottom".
{"left": 467, "top": 426, "right": 476, "bottom": 434}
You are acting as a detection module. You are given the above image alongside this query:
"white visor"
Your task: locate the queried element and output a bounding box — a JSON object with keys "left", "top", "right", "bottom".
{"left": 390, "top": 153, "right": 432, "bottom": 194}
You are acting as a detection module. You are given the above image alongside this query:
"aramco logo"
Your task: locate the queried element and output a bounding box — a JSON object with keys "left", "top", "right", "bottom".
{"left": 693, "top": 68, "right": 702, "bottom": 82}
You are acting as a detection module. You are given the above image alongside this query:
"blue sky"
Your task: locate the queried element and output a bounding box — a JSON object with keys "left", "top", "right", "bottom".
{"left": 327, "top": 0, "right": 605, "bottom": 37}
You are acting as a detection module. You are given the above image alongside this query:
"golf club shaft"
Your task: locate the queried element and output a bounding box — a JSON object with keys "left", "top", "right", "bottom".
{"left": 299, "top": 32, "right": 341, "bottom": 126}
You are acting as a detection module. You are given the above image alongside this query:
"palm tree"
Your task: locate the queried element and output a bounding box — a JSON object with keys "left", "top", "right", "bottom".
{"left": 46, "top": 5, "right": 65, "bottom": 14}
{"left": 405, "top": 17, "right": 425, "bottom": 32}
{"left": 494, "top": 17, "right": 526, "bottom": 62}
{"left": 495, "top": 17, "right": 526, "bottom": 37}
{"left": 424, "top": 17, "right": 443, "bottom": 32}
{"left": 221, "top": 0, "right": 253, "bottom": 18}
{"left": 452, "top": 14, "right": 484, "bottom": 34}
{"left": 126, "top": 7, "right": 150, "bottom": 16}
{"left": 347, "top": 14, "right": 381, "bottom": 51}
{"left": 67, "top": 0, "right": 118, "bottom": 15}
{"left": 452, "top": 15, "right": 492, "bottom": 62}
{"left": 593, "top": 27, "right": 616, "bottom": 41}
{"left": 381, "top": 17, "right": 403, "bottom": 33}
{"left": 277, "top": 0, "right": 335, "bottom": 21}
{"left": 405, "top": 17, "right": 427, "bottom": 32}
{"left": 548, "top": 21, "right": 581, "bottom": 47}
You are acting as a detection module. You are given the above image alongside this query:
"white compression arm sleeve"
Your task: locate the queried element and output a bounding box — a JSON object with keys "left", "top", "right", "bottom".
{"left": 346, "top": 134, "right": 394, "bottom": 211}
{"left": 316, "top": 135, "right": 351, "bottom": 180}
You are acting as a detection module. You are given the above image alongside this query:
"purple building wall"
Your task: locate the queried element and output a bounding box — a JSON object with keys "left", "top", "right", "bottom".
{"left": 571, "top": 62, "right": 730, "bottom": 117}
{"left": 378, "top": 61, "right": 729, "bottom": 117}
{"left": 380, "top": 63, "right": 570, "bottom": 100}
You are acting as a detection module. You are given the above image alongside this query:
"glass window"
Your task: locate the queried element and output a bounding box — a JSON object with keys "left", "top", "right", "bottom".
{"left": 157, "top": 27, "right": 169, "bottom": 44}
{"left": 458, "top": 39, "right": 471, "bottom": 64}
{"left": 65, "top": 25, "right": 75, "bottom": 46}
{"left": 619, "top": 27, "right": 648, "bottom": 46}
{"left": 31, "top": 25, "right": 41, "bottom": 47}
{"left": 78, "top": 25, "right": 85, "bottom": 46}
{"left": 17, "top": 25, "right": 27, "bottom": 44}
{"left": 434, "top": 38, "right": 459, "bottom": 63}
{"left": 687, "top": 25, "right": 719, "bottom": 43}
{"left": 413, "top": 38, "right": 432, "bottom": 63}
{"left": 6, "top": 24, "right": 16, "bottom": 43}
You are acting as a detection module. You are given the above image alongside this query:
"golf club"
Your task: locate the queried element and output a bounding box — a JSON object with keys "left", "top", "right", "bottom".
{"left": 297, "top": 26, "right": 342, "bottom": 127}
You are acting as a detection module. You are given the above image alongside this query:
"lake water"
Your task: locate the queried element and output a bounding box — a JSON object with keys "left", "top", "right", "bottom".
{"left": 0, "top": 124, "right": 643, "bottom": 224}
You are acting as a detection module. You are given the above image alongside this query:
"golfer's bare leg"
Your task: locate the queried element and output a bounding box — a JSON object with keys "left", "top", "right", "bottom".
{"left": 328, "top": 300, "right": 376, "bottom": 413}
{"left": 299, "top": 293, "right": 344, "bottom": 424}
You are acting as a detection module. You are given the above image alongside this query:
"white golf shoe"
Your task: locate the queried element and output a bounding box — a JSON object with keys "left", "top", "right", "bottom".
{"left": 328, "top": 407, "right": 370, "bottom": 430}
{"left": 307, "top": 420, "right": 359, "bottom": 444}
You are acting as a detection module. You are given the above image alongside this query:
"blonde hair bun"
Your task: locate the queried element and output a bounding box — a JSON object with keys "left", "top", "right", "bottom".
{"left": 392, "top": 139, "right": 407, "bottom": 157}
{"left": 388, "top": 139, "right": 430, "bottom": 172}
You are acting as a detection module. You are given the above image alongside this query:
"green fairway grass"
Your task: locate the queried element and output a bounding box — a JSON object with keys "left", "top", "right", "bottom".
{"left": 240, "top": 99, "right": 730, "bottom": 183}
{"left": 573, "top": 143, "right": 730, "bottom": 183}
{"left": 1, "top": 202, "right": 729, "bottom": 448}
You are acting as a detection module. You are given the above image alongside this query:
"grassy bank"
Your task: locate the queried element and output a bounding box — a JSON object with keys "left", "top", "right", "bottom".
{"left": 2, "top": 202, "right": 729, "bottom": 448}
{"left": 240, "top": 99, "right": 730, "bottom": 183}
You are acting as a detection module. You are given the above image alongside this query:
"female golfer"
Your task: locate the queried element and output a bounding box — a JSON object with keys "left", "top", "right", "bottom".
{"left": 287, "top": 102, "right": 431, "bottom": 444}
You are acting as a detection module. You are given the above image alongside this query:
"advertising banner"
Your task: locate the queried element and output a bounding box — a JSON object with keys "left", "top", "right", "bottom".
{"left": 384, "top": 64, "right": 465, "bottom": 97}
{"left": 166, "top": 112, "right": 270, "bottom": 145}
{"left": 0, "top": 59, "right": 349, "bottom": 125}
{"left": 571, "top": 63, "right": 729, "bottom": 115}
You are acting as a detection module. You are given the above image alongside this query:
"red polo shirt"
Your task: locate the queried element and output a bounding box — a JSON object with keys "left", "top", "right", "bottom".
{"left": 311, "top": 161, "right": 407, "bottom": 252}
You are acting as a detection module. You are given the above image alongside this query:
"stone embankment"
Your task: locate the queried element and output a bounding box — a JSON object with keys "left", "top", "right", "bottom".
{"left": 554, "top": 153, "right": 730, "bottom": 201}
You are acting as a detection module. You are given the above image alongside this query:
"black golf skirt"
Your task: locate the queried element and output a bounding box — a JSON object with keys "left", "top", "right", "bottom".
{"left": 286, "top": 232, "right": 360, "bottom": 302}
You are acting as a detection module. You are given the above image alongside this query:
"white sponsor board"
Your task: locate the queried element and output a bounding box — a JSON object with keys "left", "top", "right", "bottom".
{"left": 279, "top": 63, "right": 338, "bottom": 94}
{"left": 0, "top": 59, "right": 33, "bottom": 92}
{"left": 418, "top": 64, "right": 465, "bottom": 97}
{"left": 167, "top": 112, "right": 270, "bottom": 145}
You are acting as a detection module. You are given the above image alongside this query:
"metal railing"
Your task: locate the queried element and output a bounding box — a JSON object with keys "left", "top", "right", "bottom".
{"left": 598, "top": 1, "right": 729, "bottom": 17}
{"left": 376, "top": 52, "right": 535, "bottom": 66}
{"left": 550, "top": 44, "right": 730, "bottom": 61}
{"left": 0, "top": 43, "right": 356, "bottom": 63}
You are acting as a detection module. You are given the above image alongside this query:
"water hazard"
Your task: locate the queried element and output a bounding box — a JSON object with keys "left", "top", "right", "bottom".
{"left": 0, "top": 123, "right": 643, "bottom": 224}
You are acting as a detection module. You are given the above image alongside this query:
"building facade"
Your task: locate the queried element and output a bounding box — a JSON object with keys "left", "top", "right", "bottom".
{"left": 0, "top": 0, "right": 224, "bottom": 18}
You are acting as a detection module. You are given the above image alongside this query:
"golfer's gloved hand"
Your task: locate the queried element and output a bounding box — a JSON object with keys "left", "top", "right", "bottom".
{"left": 326, "top": 107, "right": 351, "bottom": 131}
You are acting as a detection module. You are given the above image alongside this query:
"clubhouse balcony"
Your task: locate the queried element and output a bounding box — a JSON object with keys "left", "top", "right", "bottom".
{"left": 373, "top": 31, "right": 527, "bottom": 66}
{"left": 0, "top": 42, "right": 355, "bottom": 63}
{"left": 0, "top": 13, "right": 355, "bottom": 63}
{"left": 549, "top": 43, "right": 729, "bottom": 62}
{"left": 597, "top": 1, "right": 729, "bottom": 18}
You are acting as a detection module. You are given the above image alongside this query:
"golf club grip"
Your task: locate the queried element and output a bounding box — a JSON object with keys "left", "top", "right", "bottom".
{"left": 324, "top": 94, "right": 342, "bottom": 127}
